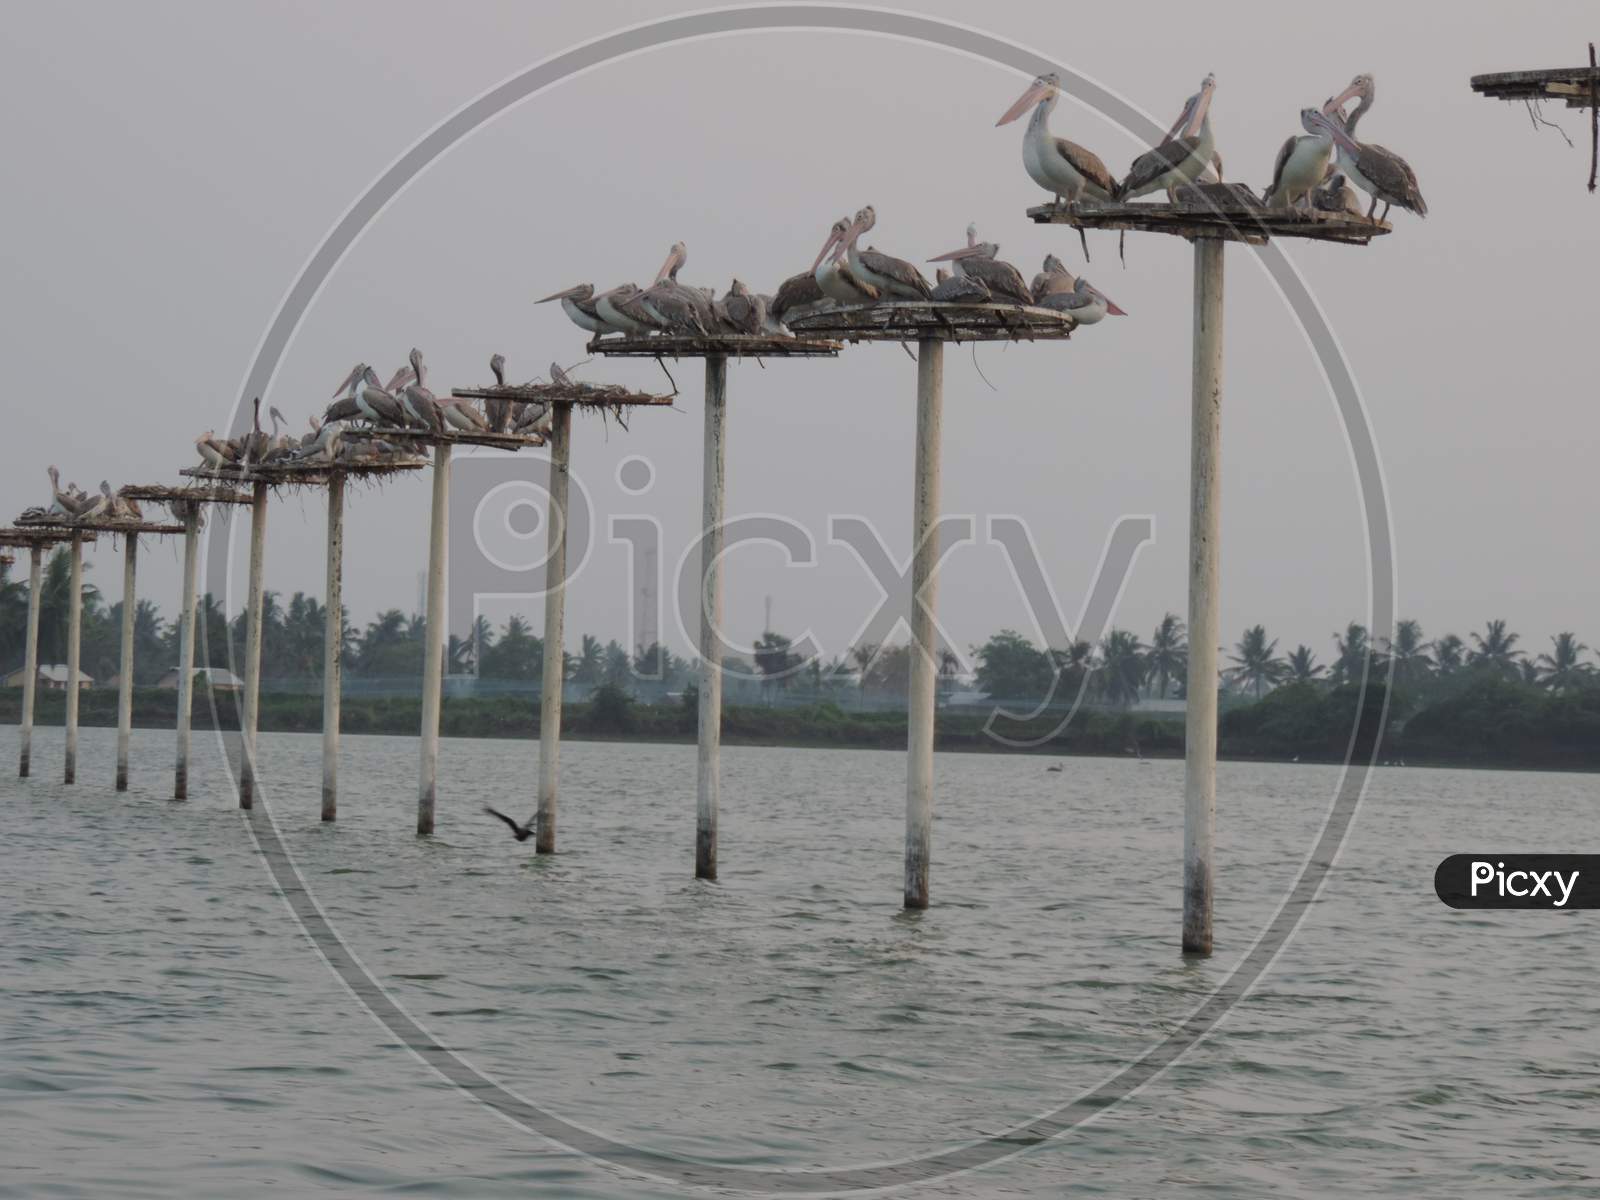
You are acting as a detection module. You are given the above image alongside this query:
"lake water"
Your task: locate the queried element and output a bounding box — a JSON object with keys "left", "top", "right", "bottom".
{"left": 1, "top": 725, "right": 1595, "bottom": 1197}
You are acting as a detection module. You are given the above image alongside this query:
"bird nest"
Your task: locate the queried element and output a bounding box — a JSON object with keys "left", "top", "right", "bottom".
{"left": 14, "top": 512, "right": 185, "bottom": 536}
{"left": 0, "top": 526, "right": 97, "bottom": 547}
{"left": 120, "top": 483, "right": 256, "bottom": 507}
{"left": 1029, "top": 183, "right": 1392, "bottom": 246}
{"left": 586, "top": 333, "right": 841, "bottom": 359}
{"left": 1471, "top": 65, "right": 1600, "bottom": 107}
{"left": 181, "top": 461, "right": 425, "bottom": 490}
{"left": 787, "top": 300, "right": 1076, "bottom": 343}
{"left": 339, "top": 426, "right": 546, "bottom": 450}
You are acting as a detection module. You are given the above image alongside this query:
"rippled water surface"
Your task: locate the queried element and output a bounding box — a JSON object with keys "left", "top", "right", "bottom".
{"left": 1, "top": 724, "right": 1595, "bottom": 1196}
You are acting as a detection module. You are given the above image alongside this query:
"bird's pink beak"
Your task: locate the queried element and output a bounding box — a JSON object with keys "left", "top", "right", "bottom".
{"left": 997, "top": 80, "right": 1050, "bottom": 126}
{"left": 811, "top": 227, "right": 843, "bottom": 272}
{"left": 1103, "top": 296, "right": 1128, "bottom": 317}
{"left": 331, "top": 366, "right": 361, "bottom": 399}
{"left": 537, "top": 285, "right": 586, "bottom": 303}
{"left": 927, "top": 244, "right": 986, "bottom": 263}
{"left": 1324, "top": 81, "right": 1363, "bottom": 116}
{"left": 1310, "top": 112, "right": 1362, "bottom": 156}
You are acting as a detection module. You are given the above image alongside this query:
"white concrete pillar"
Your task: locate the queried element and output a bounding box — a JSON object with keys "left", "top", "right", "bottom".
{"left": 537, "top": 405, "right": 572, "bottom": 854}
{"left": 904, "top": 340, "right": 944, "bottom": 910}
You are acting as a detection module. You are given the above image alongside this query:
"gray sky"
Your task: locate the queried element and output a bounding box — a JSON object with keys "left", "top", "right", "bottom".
{"left": 3, "top": 0, "right": 1596, "bottom": 669}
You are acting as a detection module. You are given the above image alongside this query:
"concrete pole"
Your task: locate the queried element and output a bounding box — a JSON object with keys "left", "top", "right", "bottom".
{"left": 1183, "top": 238, "right": 1224, "bottom": 956}
{"left": 321, "top": 473, "right": 344, "bottom": 821}
{"left": 115, "top": 533, "right": 138, "bottom": 791}
{"left": 64, "top": 533, "right": 83, "bottom": 785}
{"left": 239, "top": 482, "right": 268, "bottom": 809}
{"left": 537, "top": 404, "right": 572, "bottom": 855}
{"left": 417, "top": 443, "right": 451, "bottom": 835}
{"left": 696, "top": 355, "right": 728, "bottom": 881}
{"left": 173, "top": 506, "right": 200, "bottom": 800}
{"left": 19, "top": 546, "right": 42, "bottom": 778}
{"left": 904, "top": 339, "right": 944, "bottom": 911}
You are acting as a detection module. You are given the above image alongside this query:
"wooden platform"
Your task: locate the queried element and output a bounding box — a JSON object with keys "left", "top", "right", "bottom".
{"left": 15, "top": 512, "right": 185, "bottom": 536}
{"left": 1472, "top": 65, "right": 1600, "bottom": 107}
{"left": 586, "top": 333, "right": 841, "bottom": 359}
{"left": 181, "top": 460, "right": 425, "bottom": 489}
{"left": 452, "top": 382, "right": 675, "bottom": 407}
{"left": 788, "top": 300, "right": 1076, "bottom": 343}
{"left": 0, "top": 526, "right": 97, "bottom": 547}
{"left": 1029, "top": 183, "right": 1392, "bottom": 246}
{"left": 120, "top": 483, "right": 256, "bottom": 506}
{"left": 340, "top": 426, "right": 546, "bottom": 450}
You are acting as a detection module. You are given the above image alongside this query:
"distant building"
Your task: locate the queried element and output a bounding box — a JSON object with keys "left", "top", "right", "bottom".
{"left": 1, "top": 664, "right": 93, "bottom": 691}
{"left": 156, "top": 666, "right": 243, "bottom": 692}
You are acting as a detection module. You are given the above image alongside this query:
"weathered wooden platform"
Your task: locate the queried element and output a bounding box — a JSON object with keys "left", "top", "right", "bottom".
{"left": 0, "top": 526, "right": 98, "bottom": 547}
{"left": 1029, "top": 183, "right": 1392, "bottom": 246}
{"left": 181, "top": 460, "right": 425, "bottom": 489}
{"left": 788, "top": 300, "right": 1076, "bottom": 343}
{"left": 340, "top": 426, "right": 546, "bottom": 450}
{"left": 453, "top": 382, "right": 675, "bottom": 407}
{"left": 15, "top": 512, "right": 185, "bottom": 536}
{"left": 1472, "top": 65, "right": 1600, "bottom": 107}
{"left": 120, "top": 483, "right": 256, "bottom": 506}
{"left": 586, "top": 333, "right": 840, "bottom": 358}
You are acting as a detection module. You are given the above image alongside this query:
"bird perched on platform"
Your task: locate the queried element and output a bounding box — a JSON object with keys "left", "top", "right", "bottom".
{"left": 1036, "top": 275, "right": 1127, "bottom": 325}
{"left": 398, "top": 349, "right": 446, "bottom": 432}
{"left": 639, "top": 242, "right": 715, "bottom": 335}
{"left": 926, "top": 224, "right": 1033, "bottom": 305}
{"left": 929, "top": 267, "right": 991, "bottom": 303}
{"left": 844, "top": 207, "right": 931, "bottom": 300}
{"left": 1312, "top": 172, "right": 1364, "bottom": 216}
{"left": 484, "top": 353, "right": 512, "bottom": 433}
{"left": 717, "top": 279, "right": 762, "bottom": 335}
{"left": 770, "top": 267, "right": 827, "bottom": 326}
{"left": 1030, "top": 254, "right": 1077, "bottom": 305}
{"left": 538, "top": 282, "right": 620, "bottom": 335}
{"left": 1321, "top": 73, "right": 1427, "bottom": 220}
{"left": 813, "top": 216, "right": 880, "bottom": 306}
{"left": 1117, "top": 74, "right": 1218, "bottom": 201}
{"left": 1263, "top": 108, "right": 1339, "bottom": 209}
{"left": 996, "top": 72, "right": 1117, "bottom": 212}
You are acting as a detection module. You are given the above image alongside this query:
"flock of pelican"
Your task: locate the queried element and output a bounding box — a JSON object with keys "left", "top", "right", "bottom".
{"left": 22, "top": 468, "right": 143, "bottom": 525}
{"left": 543, "top": 204, "right": 1125, "bottom": 340}
{"left": 999, "top": 69, "right": 1426, "bottom": 220}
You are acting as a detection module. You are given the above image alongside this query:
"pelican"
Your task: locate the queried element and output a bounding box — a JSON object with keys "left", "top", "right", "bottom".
{"left": 594, "top": 284, "right": 658, "bottom": 335}
{"left": 996, "top": 72, "right": 1117, "bottom": 212}
{"left": 926, "top": 230, "right": 1032, "bottom": 305}
{"left": 441, "top": 398, "right": 489, "bottom": 433}
{"left": 1263, "top": 108, "right": 1339, "bottom": 209}
{"left": 1322, "top": 74, "right": 1427, "bottom": 220}
{"left": 47, "top": 466, "right": 86, "bottom": 516}
{"left": 258, "top": 406, "right": 293, "bottom": 463}
{"left": 358, "top": 367, "right": 408, "bottom": 426}
{"left": 513, "top": 399, "right": 550, "bottom": 434}
{"left": 400, "top": 348, "right": 446, "bottom": 432}
{"left": 929, "top": 267, "right": 991, "bottom": 303}
{"left": 108, "top": 484, "right": 140, "bottom": 521}
{"left": 1037, "top": 276, "right": 1127, "bottom": 325}
{"left": 193, "top": 433, "right": 232, "bottom": 471}
{"left": 770, "top": 268, "right": 827, "bottom": 325}
{"left": 718, "top": 279, "right": 761, "bottom": 335}
{"left": 1030, "top": 254, "right": 1077, "bottom": 304}
{"left": 77, "top": 482, "right": 111, "bottom": 523}
{"left": 537, "top": 283, "right": 621, "bottom": 335}
{"left": 1117, "top": 74, "right": 1218, "bottom": 201}
{"left": 844, "top": 207, "right": 930, "bottom": 300}
{"left": 639, "top": 242, "right": 714, "bottom": 335}
{"left": 1313, "top": 172, "right": 1363, "bottom": 216}
{"left": 485, "top": 353, "right": 512, "bottom": 432}
{"left": 812, "top": 217, "right": 879, "bottom": 306}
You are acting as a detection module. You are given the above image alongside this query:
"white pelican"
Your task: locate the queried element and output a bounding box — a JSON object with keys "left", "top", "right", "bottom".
{"left": 1030, "top": 254, "right": 1077, "bottom": 304}
{"left": 400, "top": 349, "right": 446, "bottom": 432}
{"left": 812, "top": 217, "right": 879, "bottom": 306}
{"left": 1322, "top": 74, "right": 1427, "bottom": 220}
{"left": 594, "top": 283, "right": 659, "bottom": 334}
{"left": 996, "top": 73, "right": 1117, "bottom": 210}
{"left": 718, "top": 279, "right": 761, "bottom": 335}
{"left": 485, "top": 354, "right": 512, "bottom": 432}
{"left": 1037, "top": 276, "right": 1127, "bottom": 325}
{"left": 1263, "top": 108, "right": 1339, "bottom": 209}
{"left": 537, "top": 283, "right": 621, "bottom": 335}
{"left": 844, "top": 207, "right": 930, "bottom": 300}
{"left": 927, "top": 229, "right": 1032, "bottom": 305}
{"left": 1117, "top": 74, "right": 1218, "bottom": 201}
{"left": 78, "top": 482, "right": 111, "bottom": 523}
{"left": 639, "top": 243, "right": 714, "bottom": 335}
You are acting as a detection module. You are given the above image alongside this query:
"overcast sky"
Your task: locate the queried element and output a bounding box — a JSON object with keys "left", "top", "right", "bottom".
{"left": 4, "top": 0, "right": 1596, "bottom": 669}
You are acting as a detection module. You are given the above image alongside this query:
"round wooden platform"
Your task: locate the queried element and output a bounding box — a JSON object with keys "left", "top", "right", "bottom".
{"left": 1029, "top": 182, "right": 1392, "bottom": 247}
{"left": 1472, "top": 66, "right": 1600, "bottom": 107}
{"left": 587, "top": 333, "right": 841, "bottom": 359}
{"left": 0, "top": 526, "right": 97, "bottom": 547}
{"left": 787, "top": 300, "right": 1076, "bottom": 344}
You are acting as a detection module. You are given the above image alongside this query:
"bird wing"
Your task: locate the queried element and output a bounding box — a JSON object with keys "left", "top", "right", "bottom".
{"left": 770, "top": 271, "right": 823, "bottom": 318}
{"left": 1356, "top": 144, "right": 1427, "bottom": 215}
{"left": 959, "top": 257, "right": 1033, "bottom": 305}
{"left": 483, "top": 805, "right": 521, "bottom": 833}
{"left": 1265, "top": 134, "right": 1297, "bottom": 200}
{"left": 1120, "top": 135, "right": 1200, "bottom": 197}
{"left": 857, "top": 249, "right": 930, "bottom": 297}
{"left": 1053, "top": 138, "right": 1116, "bottom": 199}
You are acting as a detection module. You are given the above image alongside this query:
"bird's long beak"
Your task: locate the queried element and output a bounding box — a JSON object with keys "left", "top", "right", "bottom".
{"left": 1324, "top": 81, "right": 1363, "bottom": 116}
{"left": 331, "top": 365, "right": 362, "bottom": 399}
{"left": 1309, "top": 112, "right": 1362, "bottom": 155}
{"left": 653, "top": 245, "right": 682, "bottom": 284}
{"left": 997, "top": 79, "right": 1050, "bottom": 126}
{"left": 811, "top": 226, "right": 843, "bottom": 272}
{"left": 927, "top": 244, "right": 986, "bottom": 263}
{"left": 537, "top": 284, "right": 587, "bottom": 303}
{"left": 1184, "top": 82, "right": 1214, "bottom": 138}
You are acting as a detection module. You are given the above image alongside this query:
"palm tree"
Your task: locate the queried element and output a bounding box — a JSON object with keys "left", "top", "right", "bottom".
{"left": 572, "top": 633, "right": 604, "bottom": 686}
{"left": 1228, "top": 624, "right": 1284, "bottom": 699}
{"left": 1051, "top": 639, "right": 1096, "bottom": 700}
{"left": 850, "top": 642, "right": 879, "bottom": 699}
{"left": 1098, "top": 628, "right": 1147, "bottom": 708}
{"left": 1468, "top": 619, "right": 1523, "bottom": 679}
{"left": 1146, "top": 613, "right": 1187, "bottom": 700}
{"left": 1432, "top": 633, "right": 1465, "bottom": 675}
{"left": 937, "top": 647, "right": 961, "bottom": 702}
{"left": 1537, "top": 632, "right": 1592, "bottom": 692}
{"left": 1285, "top": 644, "right": 1324, "bottom": 684}
{"left": 1380, "top": 618, "right": 1433, "bottom": 691}
{"left": 1330, "top": 622, "right": 1370, "bottom": 686}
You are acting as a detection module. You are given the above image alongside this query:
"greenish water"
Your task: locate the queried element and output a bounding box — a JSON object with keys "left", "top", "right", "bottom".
{"left": 1, "top": 725, "right": 1593, "bottom": 1196}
